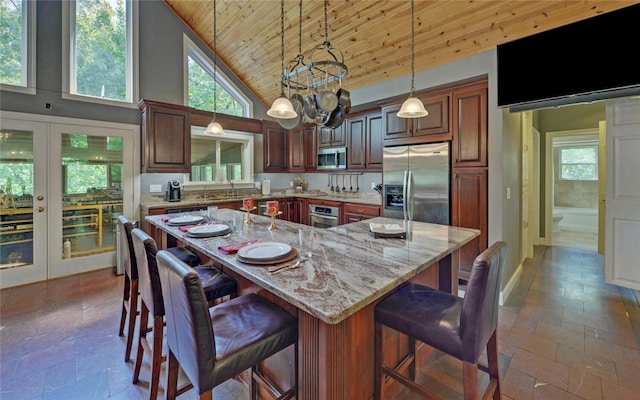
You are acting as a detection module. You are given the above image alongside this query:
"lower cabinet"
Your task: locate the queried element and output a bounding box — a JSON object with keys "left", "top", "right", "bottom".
{"left": 342, "top": 203, "right": 381, "bottom": 224}
{"left": 451, "top": 168, "right": 488, "bottom": 281}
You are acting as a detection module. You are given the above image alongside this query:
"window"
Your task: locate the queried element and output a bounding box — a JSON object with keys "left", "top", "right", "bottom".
{"left": 0, "top": 0, "right": 35, "bottom": 93}
{"left": 559, "top": 145, "right": 598, "bottom": 181}
{"left": 184, "top": 35, "right": 252, "bottom": 117}
{"left": 187, "top": 127, "right": 254, "bottom": 186}
{"left": 63, "top": 0, "right": 138, "bottom": 104}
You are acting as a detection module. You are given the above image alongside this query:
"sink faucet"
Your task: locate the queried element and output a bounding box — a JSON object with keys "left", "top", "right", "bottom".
{"left": 227, "top": 180, "right": 237, "bottom": 197}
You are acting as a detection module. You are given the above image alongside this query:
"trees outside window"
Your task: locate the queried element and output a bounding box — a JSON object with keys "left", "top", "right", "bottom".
{"left": 560, "top": 146, "right": 598, "bottom": 181}
{"left": 0, "top": 0, "right": 35, "bottom": 93}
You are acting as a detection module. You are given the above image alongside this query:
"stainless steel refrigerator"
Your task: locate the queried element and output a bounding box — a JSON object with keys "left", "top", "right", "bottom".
{"left": 382, "top": 142, "right": 450, "bottom": 224}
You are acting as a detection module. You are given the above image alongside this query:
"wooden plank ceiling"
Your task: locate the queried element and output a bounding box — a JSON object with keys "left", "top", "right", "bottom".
{"left": 163, "top": 0, "right": 639, "bottom": 108}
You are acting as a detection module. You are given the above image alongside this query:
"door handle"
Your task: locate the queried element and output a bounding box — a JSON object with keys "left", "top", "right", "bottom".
{"left": 36, "top": 195, "right": 44, "bottom": 201}
{"left": 36, "top": 206, "right": 45, "bottom": 212}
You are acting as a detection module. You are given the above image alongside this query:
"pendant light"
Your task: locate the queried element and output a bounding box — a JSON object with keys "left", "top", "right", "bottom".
{"left": 397, "top": 0, "right": 428, "bottom": 119}
{"left": 204, "top": 0, "right": 224, "bottom": 135}
{"left": 267, "top": 0, "right": 298, "bottom": 120}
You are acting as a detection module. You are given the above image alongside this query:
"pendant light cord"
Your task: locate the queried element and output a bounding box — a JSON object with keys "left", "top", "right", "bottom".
{"left": 213, "top": 0, "right": 218, "bottom": 119}
{"left": 410, "top": 0, "right": 415, "bottom": 96}
{"left": 279, "top": 0, "right": 286, "bottom": 95}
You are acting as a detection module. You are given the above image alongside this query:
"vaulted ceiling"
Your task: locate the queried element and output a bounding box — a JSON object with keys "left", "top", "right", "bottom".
{"left": 163, "top": 0, "right": 638, "bottom": 108}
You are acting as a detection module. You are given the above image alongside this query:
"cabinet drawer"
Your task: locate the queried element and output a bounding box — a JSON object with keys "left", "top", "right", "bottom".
{"left": 343, "top": 203, "right": 380, "bottom": 217}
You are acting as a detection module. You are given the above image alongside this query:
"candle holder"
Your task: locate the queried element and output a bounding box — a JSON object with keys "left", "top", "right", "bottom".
{"left": 264, "top": 211, "right": 283, "bottom": 230}
{"left": 240, "top": 206, "right": 257, "bottom": 224}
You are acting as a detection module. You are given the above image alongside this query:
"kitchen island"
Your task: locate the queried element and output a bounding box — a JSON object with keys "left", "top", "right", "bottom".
{"left": 146, "top": 209, "right": 479, "bottom": 399}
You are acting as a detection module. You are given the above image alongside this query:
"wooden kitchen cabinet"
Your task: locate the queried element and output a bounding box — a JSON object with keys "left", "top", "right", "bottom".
{"left": 452, "top": 84, "right": 488, "bottom": 168}
{"left": 289, "top": 124, "right": 316, "bottom": 172}
{"left": 451, "top": 168, "right": 488, "bottom": 281}
{"left": 317, "top": 125, "right": 346, "bottom": 148}
{"left": 342, "top": 203, "right": 381, "bottom": 224}
{"left": 282, "top": 197, "right": 306, "bottom": 224}
{"left": 263, "top": 121, "right": 288, "bottom": 172}
{"left": 346, "top": 112, "right": 383, "bottom": 171}
{"left": 303, "top": 125, "right": 317, "bottom": 171}
{"left": 139, "top": 99, "right": 191, "bottom": 173}
{"left": 381, "top": 93, "right": 451, "bottom": 146}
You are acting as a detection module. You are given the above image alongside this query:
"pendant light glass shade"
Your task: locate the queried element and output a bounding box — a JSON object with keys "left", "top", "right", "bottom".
{"left": 397, "top": 96, "right": 428, "bottom": 118}
{"left": 204, "top": 120, "right": 224, "bottom": 135}
{"left": 268, "top": 0, "right": 297, "bottom": 121}
{"left": 268, "top": 95, "right": 298, "bottom": 119}
{"left": 398, "top": 0, "right": 428, "bottom": 119}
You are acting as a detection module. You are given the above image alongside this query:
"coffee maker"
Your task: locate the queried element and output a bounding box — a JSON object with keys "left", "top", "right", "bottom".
{"left": 166, "top": 180, "right": 181, "bottom": 202}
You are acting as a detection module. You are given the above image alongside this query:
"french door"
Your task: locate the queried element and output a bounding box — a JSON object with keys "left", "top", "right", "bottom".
{"left": 0, "top": 112, "right": 137, "bottom": 288}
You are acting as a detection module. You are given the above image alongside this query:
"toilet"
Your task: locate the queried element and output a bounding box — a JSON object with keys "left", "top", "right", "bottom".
{"left": 552, "top": 212, "right": 564, "bottom": 232}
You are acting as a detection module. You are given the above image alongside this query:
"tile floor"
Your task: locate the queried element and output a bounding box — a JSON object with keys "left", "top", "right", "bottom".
{"left": 1, "top": 245, "right": 639, "bottom": 400}
{"left": 553, "top": 228, "right": 598, "bottom": 252}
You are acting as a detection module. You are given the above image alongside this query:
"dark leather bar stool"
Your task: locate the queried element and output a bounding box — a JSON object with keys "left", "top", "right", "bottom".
{"left": 117, "top": 215, "right": 139, "bottom": 362}
{"left": 130, "top": 228, "right": 238, "bottom": 400}
{"left": 374, "top": 241, "right": 507, "bottom": 400}
{"left": 156, "top": 249, "right": 298, "bottom": 400}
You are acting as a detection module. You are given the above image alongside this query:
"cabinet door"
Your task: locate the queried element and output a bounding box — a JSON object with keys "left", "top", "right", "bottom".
{"left": 452, "top": 85, "right": 487, "bottom": 168}
{"left": 347, "top": 116, "right": 367, "bottom": 170}
{"left": 288, "top": 127, "right": 305, "bottom": 172}
{"left": 331, "top": 124, "right": 346, "bottom": 147}
{"left": 366, "top": 113, "right": 383, "bottom": 170}
{"left": 413, "top": 93, "right": 450, "bottom": 137}
{"left": 318, "top": 125, "right": 346, "bottom": 148}
{"left": 140, "top": 102, "right": 191, "bottom": 173}
{"left": 381, "top": 103, "right": 412, "bottom": 141}
{"left": 263, "top": 122, "right": 288, "bottom": 172}
{"left": 451, "top": 168, "right": 488, "bottom": 280}
{"left": 303, "top": 125, "right": 317, "bottom": 171}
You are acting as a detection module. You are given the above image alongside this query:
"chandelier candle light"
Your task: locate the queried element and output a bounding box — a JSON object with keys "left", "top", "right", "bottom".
{"left": 204, "top": 0, "right": 224, "bottom": 134}
{"left": 397, "top": 0, "right": 428, "bottom": 118}
{"left": 267, "top": 0, "right": 298, "bottom": 120}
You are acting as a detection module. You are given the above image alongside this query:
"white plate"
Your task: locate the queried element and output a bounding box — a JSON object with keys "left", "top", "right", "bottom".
{"left": 187, "top": 224, "right": 230, "bottom": 237}
{"left": 237, "top": 242, "right": 292, "bottom": 261}
{"left": 167, "top": 215, "right": 205, "bottom": 226}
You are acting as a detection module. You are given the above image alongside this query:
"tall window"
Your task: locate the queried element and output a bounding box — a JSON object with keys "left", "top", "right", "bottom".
{"left": 184, "top": 35, "right": 252, "bottom": 117}
{"left": 64, "top": 0, "right": 137, "bottom": 104}
{"left": 559, "top": 145, "right": 598, "bottom": 181}
{"left": 0, "top": 0, "right": 35, "bottom": 93}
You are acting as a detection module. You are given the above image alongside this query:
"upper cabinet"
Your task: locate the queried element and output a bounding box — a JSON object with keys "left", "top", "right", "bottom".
{"left": 317, "top": 125, "right": 346, "bottom": 149}
{"left": 139, "top": 100, "right": 191, "bottom": 173}
{"left": 262, "top": 121, "right": 288, "bottom": 172}
{"left": 381, "top": 93, "right": 451, "bottom": 146}
{"left": 346, "top": 112, "right": 383, "bottom": 171}
{"left": 451, "top": 84, "right": 488, "bottom": 168}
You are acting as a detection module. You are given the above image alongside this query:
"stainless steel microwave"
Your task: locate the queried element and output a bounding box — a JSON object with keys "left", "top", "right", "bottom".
{"left": 317, "top": 147, "right": 347, "bottom": 170}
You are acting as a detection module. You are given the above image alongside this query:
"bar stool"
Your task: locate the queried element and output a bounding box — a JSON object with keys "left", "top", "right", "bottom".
{"left": 374, "top": 241, "right": 507, "bottom": 400}
{"left": 130, "top": 228, "right": 237, "bottom": 400}
{"left": 117, "top": 215, "right": 139, "bottom": 362}
{"left": 156, "top": 249, "right": 298, "bottom": 400}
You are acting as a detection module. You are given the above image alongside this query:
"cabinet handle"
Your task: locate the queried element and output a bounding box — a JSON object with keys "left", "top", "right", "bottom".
{"left": 36, "top": 206, "right": 45, "bottom": 212}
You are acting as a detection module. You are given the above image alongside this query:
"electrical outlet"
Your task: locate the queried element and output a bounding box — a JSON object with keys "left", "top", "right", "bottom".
{"left": 290, "top": 181, "right": 294, "bottom": 188}
{"left": 371, "top": 182, "right": 376, "bottom": 190}
{"left": 506, "top": 187, "right": 511, "bottom": 200}
{"left": 150, "top": 184, "right": 162, "bottom": 193}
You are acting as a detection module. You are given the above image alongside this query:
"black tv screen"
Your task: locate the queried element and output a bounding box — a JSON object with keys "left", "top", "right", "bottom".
{"left": 497, "top": 3, "right": 640, "bottom": 110}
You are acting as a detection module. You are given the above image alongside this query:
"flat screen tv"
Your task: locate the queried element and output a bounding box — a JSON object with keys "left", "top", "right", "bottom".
{"left": 497, "top": 3, "right": 640, "bottom": 110}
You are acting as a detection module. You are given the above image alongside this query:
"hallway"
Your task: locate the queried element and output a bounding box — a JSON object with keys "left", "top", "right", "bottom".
{"left": 1, "top": 246, "right": 639, "bottom": 399}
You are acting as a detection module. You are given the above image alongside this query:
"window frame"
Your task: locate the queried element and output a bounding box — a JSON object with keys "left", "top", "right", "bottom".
{"left": 183, "top": 34, "right": 253, "bottom": 118}
{"left": 558, "top": 143, "right": 599, "bottom": 181}
{"left": 0, "top": 0, "right": 36, "bottom": 94}
{"left": 61, "top": 0, "right": 139, "bottom": 107}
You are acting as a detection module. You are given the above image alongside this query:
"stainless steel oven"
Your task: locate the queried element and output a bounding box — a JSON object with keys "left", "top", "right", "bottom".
{"left": 309, "top": 203, "right": 340, "bottom": 229}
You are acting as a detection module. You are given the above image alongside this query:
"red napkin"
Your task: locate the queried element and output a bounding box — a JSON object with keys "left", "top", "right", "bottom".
{"left": 218, "top": 240, "right": 260, "bottom": 255}
{"left": 161, "top": 216, "right": 171, "bottom": 223}
{"left": 178, "top": 224, "right": 208, "bottom": 232}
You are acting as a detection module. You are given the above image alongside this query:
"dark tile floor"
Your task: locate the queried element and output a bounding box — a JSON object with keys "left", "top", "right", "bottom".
{"left": 1, "top": 245, "right": 639, "bottom": 399}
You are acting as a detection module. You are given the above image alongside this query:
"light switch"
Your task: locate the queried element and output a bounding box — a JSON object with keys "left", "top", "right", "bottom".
{"left": 506, "top": 187, "right": 511, "bottom": 200}
{"left": 150, "top": 184, "right": 162, "bottom": 193}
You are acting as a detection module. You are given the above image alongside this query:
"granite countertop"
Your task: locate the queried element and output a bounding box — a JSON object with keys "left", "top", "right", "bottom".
{"left": 146, "top": 209, "right": 479, "bottom": 325}
{"left": 140, "top": 191, "right": 382, "bottom": 211}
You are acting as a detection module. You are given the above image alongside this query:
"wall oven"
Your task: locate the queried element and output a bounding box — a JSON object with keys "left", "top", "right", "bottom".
{"left": 308, "top": 203, "right": 340, "bottom": 229}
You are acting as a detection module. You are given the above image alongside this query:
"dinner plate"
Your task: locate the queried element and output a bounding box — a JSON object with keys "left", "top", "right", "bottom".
{"left": 167, "top": 215, "right": 205, "bottom": 226}
{"left": 238, "top": 248, "right": 298, "bottom": 265}
{"left": 186, "top": 224, "right": 230, "bottom": 238}
{"left": 237, "top": 241, "right": 292, "bottom": 261}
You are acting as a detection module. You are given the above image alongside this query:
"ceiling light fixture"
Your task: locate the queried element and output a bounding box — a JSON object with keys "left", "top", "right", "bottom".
{"left": 267, "top": 0, "right": 297, "bottom": 120}
{"left": 204, "top": 0, "right": 224, "bottom": 135}
{"left": 397, "top": 0, "right": 428, "bottom": 119}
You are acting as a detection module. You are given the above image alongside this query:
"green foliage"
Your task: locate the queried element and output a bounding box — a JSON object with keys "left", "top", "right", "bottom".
{"left": 560, "top": 147, "right": 598, "bottom": 180}
{"left": 0, "top": 163, "right": 33, "bottom": 196}
{"left": 75, "top": 0, "right": 126, "bottom": 100}
{"left": 187, "top": 57, "right": 243, "bottom": 116}
{"left": 0, "top": 0, "right": 24, "bottom": 85}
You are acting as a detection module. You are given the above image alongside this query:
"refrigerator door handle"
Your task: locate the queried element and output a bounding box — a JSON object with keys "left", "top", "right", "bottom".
{"left": 407, "top": 169, "right": 413, "bottom": 221}
{"left": 402, "top": 169, "right": 409, "bottom": 221}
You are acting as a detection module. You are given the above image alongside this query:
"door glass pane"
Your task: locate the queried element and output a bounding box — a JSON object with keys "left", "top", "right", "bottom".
{"left": 0, "top": 130, "right": 34, "bottom": 268}
{"left": 62, "top": 133, "right": 123, "bottom": 258}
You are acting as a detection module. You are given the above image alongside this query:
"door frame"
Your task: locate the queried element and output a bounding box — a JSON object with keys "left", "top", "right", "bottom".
{"left": 1, "top": 111, "right": 140, "bottom": 286}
